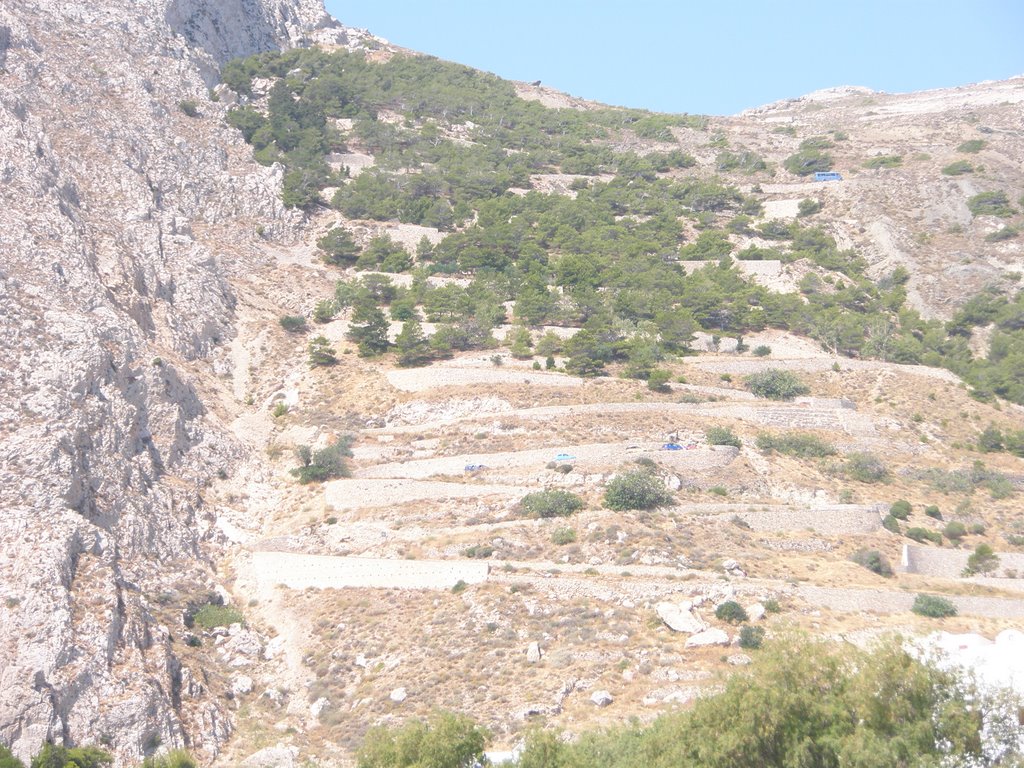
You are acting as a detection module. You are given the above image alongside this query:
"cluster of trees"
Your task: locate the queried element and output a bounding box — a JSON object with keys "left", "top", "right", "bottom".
{"left": 231, "top": 47, "right": 1024, "bottom": 406}
{"left": 354, "top": 638, "right": 1024, "bottom": 767}
{"left": 0, "top": 746, "right": 195, "bottom": 768}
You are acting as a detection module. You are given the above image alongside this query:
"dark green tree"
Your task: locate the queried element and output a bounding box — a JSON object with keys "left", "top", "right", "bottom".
{"left": 307, "top": 335, "right": 337, "bottom": 367}
{"left": 317, "top": 227, "right": 360, "bottom": 266}
{"left": 347, "top": 302, "right": 391, "bottom": 357}
{"left": 394, "top": 319, "right": 432, "bottom": 367}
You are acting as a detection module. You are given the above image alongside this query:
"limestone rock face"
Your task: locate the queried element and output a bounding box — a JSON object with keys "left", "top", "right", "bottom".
{"left": 0, "top": 0, "right": 344, "bottom": 763}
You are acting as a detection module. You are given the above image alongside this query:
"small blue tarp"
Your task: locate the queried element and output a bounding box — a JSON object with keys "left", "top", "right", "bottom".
{"left": 661, "top": 443, "right": 684, "bottom": 451}
{"left": 554, "top": 453, "right": 576, "bottom": 461}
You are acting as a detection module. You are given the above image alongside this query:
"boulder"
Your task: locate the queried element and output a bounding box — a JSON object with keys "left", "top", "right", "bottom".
{"left": 746, "top": 603, "right": 766, "bottom": 622}
{"left": 728, "top": 654, "right": 753, "bottom": 666}
{"left": 526, "top": 641, "right": 542, "bottom": 663}
{"left": 389, "top": 687, "right": 408, "bottom": 703}
{"left": 685, "top": 628, "right": 731, "bottom": 648}
{"left": 310, "top": 697, "right": 329, "bottom": 718}
{"left": 231, "top": 675, "right": 254, "bottom": 696}
{"left": 656, "top": 602, "right": 708, "bottom": 634}
{"left": 590, "top": 690, "right": 614, "bottom": 707}
{"left": 241, "top": 745, "right": 298, "bottom": 768}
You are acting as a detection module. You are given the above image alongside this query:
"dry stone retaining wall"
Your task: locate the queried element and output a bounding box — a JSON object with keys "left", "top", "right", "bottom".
{"left": 252, "top": 551, "right": 489, "bottom": 590}
{"left": 900, "top": 544, "right": 1024, "bottom": 579}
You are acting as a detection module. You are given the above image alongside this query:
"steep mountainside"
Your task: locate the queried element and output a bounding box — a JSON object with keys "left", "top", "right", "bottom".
{"left": 1, "top": 3, "right": 1023, "bottom": 766}
{"left": 0, "top": 1, "right": 345, "bottom": 763}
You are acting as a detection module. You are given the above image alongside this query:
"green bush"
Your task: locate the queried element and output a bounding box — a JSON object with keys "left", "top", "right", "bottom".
{"left": 715, "top": 600, "right": 749, "bottom": 624}
{"left": 882, "top": 515, "right": 901, "bottom": 534}
{"left": 463, "top": 545, "right": 494, "bottom": 559}
{"left": 797, "top": 198, "right": 822, "bottom": 217}
{"left": 985, "top": 226, "right": 1018, "bottom": 243}
{"left": 647, "top": 369, "right": 671, "bottom": 392}
{"left": 963, "top": 543, "right": 999, "bottom": 576}
{"left": 178, "top": 100, "right": 199, "bottom": 118}
{"left": 317, "top": 227, "right": 360, "bottom": 266}
{"left": 290, "top": 437, "right": 354, "bottom": 484}
{"left": 313, "top": 298, "right": 338, "bottom": 324}
{"left": 0, "top": 747, "right": 21, "bottom": 768}
{"left": 957, "top": 139, "right": 987, "bottom": 153}
{"left": 763, "top": 598, "right": 781, "bottom": 613}
{"left": 142, "top": 750, "right": 198, "bottom": 768}
{"left": 941, "top": 160, "right": 974, "bottom": 176}
{"left": 551, "top": 527, "right": 577, "bottom": 545}
{"left": 603, "top": 470, "right": 674, "bottom": 511}
{"left": 356, "top": 710, "right": 487, "bottom": 768}
{"left": 744, "top": 369, "right": 809, "bottom": 400}
{"left": 912, "top": 593, "right": 957, "bottom": 618}
{"left": 862, "top": 155, "right": 902, "bottom": 169}
{"left": 889, "top": 499, "right": 912, "bottom": 520}
{"left": 906, "top": 527, "right": 942, "bottom": 545}
{"left": 844, "top": 452, "right": 889, "bottom": 483}
{"left": 924, "top": 505, "right": 942, "bottom": 520}
{"left": 752, "top": 345, "right": 772, "bottom": 357}
{"left": 738, "top": 625, "right": 765, "bottom": 649}
{"left": 279, "top": 314, "right": 307, "bottom": 332}
{"left": 967, "top": 191, "right": 1015, "bottom": 218}
{"left": 850, "top": 548, "right": 893, "bottom": 577}
{"left": 191, "top": 603, "right": 244, "bottom": 630}
{"left": 520, "top": 490, "right": 584, "bottom": 518}
{"left": 943, "top": 521, "right": 967, "bottom": 542}
{"left": 783, "top": 149, "right": 833, "bottom": 176}
{"left": 755, "top": 432, "right": 836, "bottom": 458}
{"left": 307, "top": 335, "right": 337, "bottom": 367}
{"left": 706, "top": 426, "right": 741, "bottom": 448}
{"left": 30, "top": 745, "right": 112, "bottom": 768}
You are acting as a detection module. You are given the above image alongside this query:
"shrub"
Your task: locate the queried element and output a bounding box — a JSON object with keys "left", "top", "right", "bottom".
{"left": 463, "top": 545, "right": 494, "bottom": 559}
{"left": 29, "top": 745, "right": 113, "bottom": 768}
{"left": 844, "top": 452, "right": 889, "bottom": 483}
{"left": 957, "top": 139, "right": 987, "bottom": 153}
{"left": 912, "top": 594, "right": 957, "bottom": 618}
{"left": 797, "top": 198, "right": 822, "bottom": 217}
{"left": 307, "top": 335, "right": 337, "bottom": 367}
{"left": 520, "top": 490, "right": 584, "bottom": 519}
{"left": 279, "top": 314, "right": 307, "bottom": 332}
{"left": 290, "top": 437, "right": 354, "bottom": 484}
{"left": 763, "top": 598, "right": 781, "bottom": 613}
{"left": 738, "top": 625, "right": 765, "bottom": 649}
{"left": 142, "top": 750, "right": 198, "bottom": 768}
{"left": 850, "top": 548, "right": 893, "bottom": 577}
{"left": 451, "top": 580, "right": 468, "bottom": 594}
{"left": 715, "top": 601, "right": 749, "bottom": 624}
{"left": 942, "top": 160, "right": 974, "bottom": 176}
{"left": 357, "top": 711, "right": 487, "bottom": 768}
{"left": 862, "top": 155, "right": 902, "bottom": 169}
{"left": 313, "top": 298, "right": 338, "bottom": 323}
{"left": 889, "top": 499, "right": 912, "bottom": 520}
{"left": 192, "top": 603, "right": 244, "bottom": 629}
{"left": 744, "top": 369, "right": 809, "bottom": 400}
{"left": 551, "top": 527, "right": 577, "bottom": 545}
{"left": 963, "top": 543, "right": 999, "bottom": 576}
{"left": 752, "top": 345, "right": 772, "bottom": 357}
{"left": 755, "top": 432, "right": 836, "bottom": 458}
{"left": 783, "top": 149, "right": 833, "bottom": 176}
{"left": 709, "top": 486, "right": 728, "bottom": 496}
{"left": 985, "top": 226, "right": 1018, "bottom": 243}
{"left": 924, "top": 505, "right": 942, "bottom": 520}
{"left": 272, "top": 402, "right": 288, "bottom": 418}
{"left": 967, "top": 191, "right": 1015, "bottom": 218}
{"left": 603, "top": 470, "right": 674, "bottom": 511}
{"left": 906, "top": 527, "right": 942, "bottom": 545}
{"left": 943, "top": 521, "right": 967, "bottom": 542}
{"left": 178, "top": 100, "right": 199, "bottom": 117}
{"left": 882, "top": 515, "right": 901, "bottom": 534}
{"left": 647, "top": 369, "right": 671, "bottom": 392}
{"left": 706, "top": 426, "right": 741, "bottom": 448}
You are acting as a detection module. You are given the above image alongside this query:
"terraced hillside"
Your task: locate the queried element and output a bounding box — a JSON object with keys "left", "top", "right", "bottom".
{"left": 181, "top": 40, "right": 1024, "bottom": 766}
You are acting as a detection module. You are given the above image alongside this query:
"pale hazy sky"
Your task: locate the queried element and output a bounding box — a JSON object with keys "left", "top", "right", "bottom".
{"left": 323, "top": 1, "right": 1024, "bottom": 115}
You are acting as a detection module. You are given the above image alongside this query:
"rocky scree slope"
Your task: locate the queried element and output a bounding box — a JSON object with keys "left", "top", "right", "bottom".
{"left": 0, "top": 0, "right": 344, "bottom": 763}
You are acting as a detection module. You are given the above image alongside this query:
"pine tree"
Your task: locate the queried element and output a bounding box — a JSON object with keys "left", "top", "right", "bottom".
{"left": 307, "top": 335, "right": 337, "bottom": 367}
{"left": 395, "top": 320, "right": 431, "bottom": 367}
{"left": 347, "top": 302, "right": 390, "bottom": 357}
{"left": 509, "top": 326, "right": 533, "bottom": 359}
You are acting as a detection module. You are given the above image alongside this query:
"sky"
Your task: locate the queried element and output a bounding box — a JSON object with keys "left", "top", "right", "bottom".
{"left": 322, "top": 1, "right": 1024, "bottom": 116}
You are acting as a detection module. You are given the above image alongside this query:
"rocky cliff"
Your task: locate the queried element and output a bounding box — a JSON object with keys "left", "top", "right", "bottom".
{"left": 0, "top": 1, "right": 342, "bottom": 763}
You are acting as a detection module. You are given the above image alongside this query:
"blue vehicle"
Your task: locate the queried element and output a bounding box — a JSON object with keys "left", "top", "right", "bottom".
{"left": 814, "top": 171, "right": 842, "bottom": 182}
{"left": 554, "top": 453, "right": 576, "bottom": 462}
{"left": 662, "top": 443, "right": 684, "bottom": 451}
